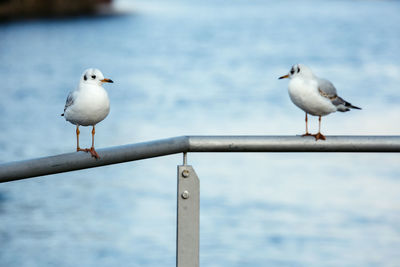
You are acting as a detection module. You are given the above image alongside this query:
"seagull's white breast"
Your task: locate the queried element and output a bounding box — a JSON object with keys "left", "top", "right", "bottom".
{"left": 288, "top": 77, "right": 336, "bottom": 116}
{"left": 64, "top": 84, "right": 110, "bottom": 126}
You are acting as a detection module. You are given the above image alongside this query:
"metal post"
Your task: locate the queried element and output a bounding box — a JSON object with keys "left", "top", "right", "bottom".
{"left": 177, "top": 164, "right": 200, "bottom": 267}
{"left": 183, "top": 152, "right": 187, "bottom": 166}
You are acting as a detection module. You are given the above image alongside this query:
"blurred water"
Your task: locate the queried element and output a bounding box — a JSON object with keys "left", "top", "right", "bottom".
{"left": 0, "top": 0, "right": 400, "bottom": 266}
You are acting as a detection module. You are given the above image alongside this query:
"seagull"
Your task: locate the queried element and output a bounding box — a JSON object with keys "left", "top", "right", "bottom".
{"left": 279, "top": 64, "right": 361, "bottom": 140}
{"left": 62, "top": 68, "right": 113, "bottom": 158}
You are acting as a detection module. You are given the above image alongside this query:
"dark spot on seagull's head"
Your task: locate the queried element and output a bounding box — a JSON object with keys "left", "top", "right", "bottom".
{"left": 290, "top": 64, "right": 302, "bottom": 76}
{"left": 84, "top": 75, "right": 87, "bottom": 81}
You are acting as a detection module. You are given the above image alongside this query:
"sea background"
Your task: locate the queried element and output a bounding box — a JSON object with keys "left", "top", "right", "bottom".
{"left": 0, "top": 0, "right": 400, "bottom": 266}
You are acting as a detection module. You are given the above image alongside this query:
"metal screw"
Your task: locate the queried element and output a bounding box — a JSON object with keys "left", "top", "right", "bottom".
{"left": 182, "top": 169, "right": 190, "bottom": 178}
{"left": 181, "top": 190, "right": 189, "bottom": 199}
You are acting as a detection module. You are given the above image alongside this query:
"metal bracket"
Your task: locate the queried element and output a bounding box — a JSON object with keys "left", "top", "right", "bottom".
{"left": 176, "top": 164, "right": 199, "bottom": 267}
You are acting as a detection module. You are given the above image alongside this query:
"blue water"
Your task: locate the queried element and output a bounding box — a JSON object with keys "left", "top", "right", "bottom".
{"left": 1, "top": 0, "right": 400, "bottom": 266}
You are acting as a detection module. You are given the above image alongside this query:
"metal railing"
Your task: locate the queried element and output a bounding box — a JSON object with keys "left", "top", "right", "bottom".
{"left": 1, "top": 135, "right": 400, "bottom": 267}
{"left": 1, "top": 135, "right": 399, "bottom": 182}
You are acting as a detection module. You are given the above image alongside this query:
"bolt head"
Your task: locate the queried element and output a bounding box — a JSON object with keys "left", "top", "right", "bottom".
{"left": 182, "top": 169, "right": 190, "bottom": 178}
{"left": 181, "top": 190, "right": 189, "bottom": 199}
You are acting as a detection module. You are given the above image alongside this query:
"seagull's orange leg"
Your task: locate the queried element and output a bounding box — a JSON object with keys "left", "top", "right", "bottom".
{"left": 89, "top": 125, "right": 100, "bottom": 159}
{"left": 313, "top": 116, "right": 326, "bottom": 141}
{"left": 301, "top": 113, "right": 312, "bottom": 137}
{"left": 76, "top": 125, "right": 90, "bottom": 153}
{"left": 76, "top": 125, "right": 80, "bottom": 151}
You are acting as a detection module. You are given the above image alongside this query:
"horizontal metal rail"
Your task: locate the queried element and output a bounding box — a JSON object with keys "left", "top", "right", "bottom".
{"left": 0, "top": 135, "right": 399, "bottom": 183}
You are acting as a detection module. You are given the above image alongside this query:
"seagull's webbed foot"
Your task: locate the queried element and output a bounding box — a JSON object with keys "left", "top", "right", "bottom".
{"left": 77, "top": 147, "right": 100, "bottom": 159}
{"left": 313, "top": 132, "right": 326, "bottom": 141}
{"left": 301, "top": 132, "right": 313, "bottom": 137}
{"left": 88, "top": 147, "right": 100, "bottom": 159}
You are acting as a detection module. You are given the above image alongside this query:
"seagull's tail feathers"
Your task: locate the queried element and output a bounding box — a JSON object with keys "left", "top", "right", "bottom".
{"left": 333, "top": 97, "right": 361, "bottom": 112}
{"left": 345, "top": 101, "right": 361, "bottom": 110}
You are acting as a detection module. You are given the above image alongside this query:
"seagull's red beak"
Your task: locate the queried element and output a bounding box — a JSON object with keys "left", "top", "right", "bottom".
{"left": 101, "top": 78, "right": 114, "bottom": 83}
{"left": 279, "top": 74, "right": 289, "bottom": 79}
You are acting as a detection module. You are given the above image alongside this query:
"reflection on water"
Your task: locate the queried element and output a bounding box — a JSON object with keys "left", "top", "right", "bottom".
{"left": 0, "top": 0, "right": 400, "bottom": 266}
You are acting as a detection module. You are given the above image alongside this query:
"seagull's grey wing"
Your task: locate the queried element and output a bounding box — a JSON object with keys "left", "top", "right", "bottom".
{"left": 317, "top": 78, "right": 337, "bottom": 98}
{"left": 317, "top": 78, "right": 361, "bottom": 112}
{"left": 61, "top": 91, "right": 76, "bottom": 116}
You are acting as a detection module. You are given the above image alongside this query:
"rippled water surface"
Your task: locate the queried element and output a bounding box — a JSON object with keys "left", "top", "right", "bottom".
{"left": 0, "top": 0, "right": 400, "bottom": 266}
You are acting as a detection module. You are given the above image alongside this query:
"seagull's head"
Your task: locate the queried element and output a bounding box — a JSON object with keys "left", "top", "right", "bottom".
{"left": 80, "top": 68, "right": 113, "bottom": 86}
{"left": 279, "top": 64, "right": 313, "bottom": 80}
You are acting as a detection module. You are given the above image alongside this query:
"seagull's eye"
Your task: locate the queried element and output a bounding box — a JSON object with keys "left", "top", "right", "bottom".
{"left": 91, "top": 75, "right": 96, "bottom": 79}
{"left": 84, "top": 75, "right": 87, "bottom": 81}
{"left": 297, "top": 67, "right": 300, "bottom": 73}
{"left": 290, "top": 68, "right": 295, "bottom": 75}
